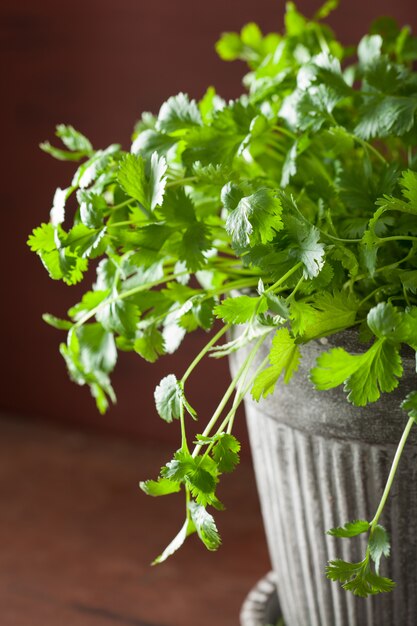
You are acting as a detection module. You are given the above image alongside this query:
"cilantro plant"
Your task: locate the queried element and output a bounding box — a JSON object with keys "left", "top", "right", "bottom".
{"left": 28, "top": 1, "right": 417, "bottom": 597}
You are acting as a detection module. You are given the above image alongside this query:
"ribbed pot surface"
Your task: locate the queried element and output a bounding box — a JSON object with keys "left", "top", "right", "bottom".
{"left": 231, "top": 331, "right": 417, "bottom": 626}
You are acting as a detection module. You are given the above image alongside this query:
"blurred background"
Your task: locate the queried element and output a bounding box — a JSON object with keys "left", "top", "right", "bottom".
{"left": 1, "top": 1, "right": 417, "bottom": 625}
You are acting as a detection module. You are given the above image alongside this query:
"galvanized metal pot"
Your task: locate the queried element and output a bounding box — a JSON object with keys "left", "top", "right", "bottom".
{"left": 231, "top": 331, "right": 417, "bottom": 626}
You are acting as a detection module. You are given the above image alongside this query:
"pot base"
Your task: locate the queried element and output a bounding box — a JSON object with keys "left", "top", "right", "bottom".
{"left": 240, "top": 571, "right": 282, "bottom": 626}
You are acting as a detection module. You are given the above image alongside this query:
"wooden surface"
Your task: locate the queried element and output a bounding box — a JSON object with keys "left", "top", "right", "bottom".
{"left": 0, "top": 415, "right": 270, "bottom": 625}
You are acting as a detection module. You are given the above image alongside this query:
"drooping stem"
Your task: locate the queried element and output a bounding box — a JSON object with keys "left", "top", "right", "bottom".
{"left": 179, "top": 399, "right": 188, "bottom": 453}
{"left": 264, "top": 261, "right": 303, "bottom": 294}
{"left": 181, "top": 325, "right": 230, "bottom": 384}
{"left": 191, "top": 334, "right": 269, "bottom": 458}
{"left": 378, "top": 235, "right": 417, "bottom": 244}
{"left": 354, "top": 136, "right": 388, "bottom": 166}
{"left": 370, "top": 417, "right": 415, "bottom": 530}
{"left": 225, "top": 353, "right": 270, "bottom": 435}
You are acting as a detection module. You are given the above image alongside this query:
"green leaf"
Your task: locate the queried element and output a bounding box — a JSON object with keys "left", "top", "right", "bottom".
{"left": 214, "top": 294, "right": 267, "bottom": 324}
{"left": 60, "top": 331, "right": 116, "bottom": 414}
{"left": 78, "top": 191, "right": 107, "bottom": 228}
{"left": 225, "top": 188, "right": 283, "bottom": 247}
{"left": 357, "top": 35, "right": 382, "bottom": 67}
{"left": 212, "top": 433, "right": 241, "bottom": 473}
{"left": 314, "top": 0, "right": 339, "bottom": 20}
{"left": 252, "top": 328, "right": 300, "bottom": 400}
{"left": 366, "top": 302, "right": 417, "bottom": 346}
{"left": 158, "top": 188, "right": 196, "bottom": 227}
{"left": 326, "top": 559, "right": 364, "bottom": 584}
{"left": 182, "top": 100, "right": 255, "bottom": 166}
{"left": 50, "top": 187, "right": 69, "bottom": 226}
{"left": 198, "top": 86, "right": 225, "bottom": 123}
{"left": 75, "top": 324, "right": 117, "bottom": 373}
{"left": 160, "top": 451, "right": 217, "bottom": 506}
{"left": 161, "top": 450, "right": 194, "bottom": 480}
{"left": 148, "top": 152, "right": 168, "bottom": 210}
{"left": 154, "top": 374, "right": 182, "bottom": 422}
{"left": 288, "top": 86, "right": 340, "bottom": 133}
{"left": 40, "top": 141, "right": 88, "bottom": 161}
{"left": 42, "top": 313, "right": 73, "bottom": 330}
{"left": 188, "top": 465, "right": 217, "bottom": 499}
{"left": 29, "top": 226, "right": 89, "bottom": 285}
{"left": 189, "top": 501, "right": 221, "bottom": 551}
{"left": 400, "top": 169, "right": 417, "bottom": 205}
{"left": 56, "top": 124, "right": 93, "bottom": 153}
{"left": 152, "top": 518, "right": 195, "bottom": 565}
{"left": 284, "top": 2, "right": 306, "bottom": 36}
{"left": 291, "top": 291, "right": 358, "bottom": 340}
{"left": 96, "top": 297, "right": 140, "bottom": 338}
{"left": 65, "top": 224, "right": 107, "bottom": 258}
{"left": 157, "top": 93, "right": 202, "bottom": 134}
{"left": 215, "top": 32, "right": 244, "bottom": 61}
{"left": 118, "top": 151, "right": 168, "bottom": 211}
{"left": 176, "top": 222, "right": 212, "bottom": 272}
{"left": 369, "top": 525, "right": 390, "bottom": 574}
{"left": 311, "top": 338, "right": 403, "bottom": 406}
{"left": 179, "top": 296, "right": 215, "bottom": 332}
{"left": 72, "top": 144, "right": 120, "bottom": 188}
{"left": 355, "top": 95, "right": 417, "bottom": 140}
{"left": 367, "top": 302, "right": 403, "bottom": 340}
{"left": 27, "top": 223, "right": 56, "bottom": 252}
{"left": 265, "top": 293, "right": 291, "bottom": 319}
{"left": 326, "top": 558, "right": 395, "bottom": 597}
{"left": 285, "top": 215, "right": 325, "bottom": 279}
{"left": 327, "top": 520, "right": 370, "bottom": 538}
{"left": 401, "top": 391, "right": 417, "bottom": 421}
{"left": 68, "top": 290, "right": 109, "bottom": 321}
{"left": 280, "top": 141, "right": 298, "bottom": 187}
{"left": 131, "top": 129, "right": 177, "bottom": 159}
{"left": 118, "top": 153, "right": 147, "bottom": 206}
{"left": 240, "top": 22, "right": 263, "bottom": 48}
{"left": 134, "top": 327, "right": 165, "bottom": 363}
{"left": 192, "top": 162, "right": 233, "bottom": 189}
{"left": 140, "top": 478, "right": 181, "bottom": 496}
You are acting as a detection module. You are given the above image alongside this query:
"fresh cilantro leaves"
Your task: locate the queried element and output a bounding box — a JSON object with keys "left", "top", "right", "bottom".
{"left": 118, "top": 152, "right": 167, "bottom": 211}
{"left": 252, "top": 328, "right": 300, "bottom": 400}
{"left": 327, "top": 521, "right": 394, "bottom": 597}
{"left": 29, "top": 1, "right": 417, "bottom": 592}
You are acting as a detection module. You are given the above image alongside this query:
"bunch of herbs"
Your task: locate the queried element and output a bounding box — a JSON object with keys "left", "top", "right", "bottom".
{"left": 28, "top": 1, "right": 417, "bottom": 597}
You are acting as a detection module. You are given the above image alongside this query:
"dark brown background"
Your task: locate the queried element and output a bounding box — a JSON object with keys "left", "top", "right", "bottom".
{"left": 2, "top": 0, "right": 417, "bottom": 442}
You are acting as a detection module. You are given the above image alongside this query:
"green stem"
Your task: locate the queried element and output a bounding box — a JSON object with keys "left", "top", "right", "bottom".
{"left": 287, "top": 276, "right": 304, "bottom": 302}
{"left": 181, "top": 325, "right": 230, "bottom": 384}
{"left": 354, "top": 136, "right": 388, "bottom": 166}
{"left": 273, "top": 126, "right": 296, "bottom": 140}
{"left": 378, "top": 235, "right": 417, "bottom": 244}
{"left": 225, "top": 352, "right": 270, "bottom": 435}
{"left": 165, "top": 177, "right": 197, "bottom": 188}
{"left": 107, "top": 220, "right": 139, "bottom": 228}
{"left": 358, "top": 286, "right": 386, "bottom": 309}
{"left": 370, "top": 417, "right": 415, "bottom": 529}
{"left": 110, "top": 198, "right": 135, "bottom": 211}
{"left": 203, "top": 351, "right": 270, "bottom": 444}
{"left": 208, "top": 278, "right": 261, "bottom": 297}
{"left": 264, "top": 146, "right": 284, "bottom": 162}
{"left": 191, "top": 335, "right": 268, "bottom": 458}
{"left": 265, "top": 262, "right": 303, "bottom": 294}
{"left": 321, "top": 232, "right": 361, "bottom": 244}
{"left": 179, "top": 399, "right": 188, "bottom": 453}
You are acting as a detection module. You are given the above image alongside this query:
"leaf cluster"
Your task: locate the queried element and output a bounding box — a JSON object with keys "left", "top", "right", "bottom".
{"left": 28, "top": 1, "right": 417, "bottom": 584}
